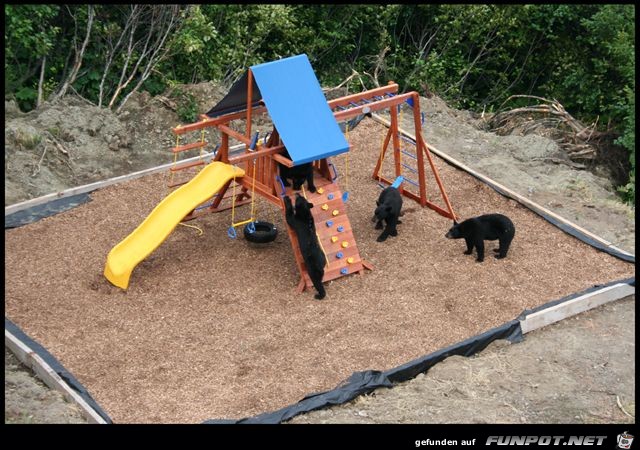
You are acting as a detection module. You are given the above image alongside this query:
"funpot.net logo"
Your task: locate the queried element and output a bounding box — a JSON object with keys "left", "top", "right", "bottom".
{"left": 485, "top": 436, "right": 608, "bottom": 446}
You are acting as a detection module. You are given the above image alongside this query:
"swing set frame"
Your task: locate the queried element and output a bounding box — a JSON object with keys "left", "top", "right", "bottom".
{"left": 170, "top": 77, "right": 457, "bottom": 223}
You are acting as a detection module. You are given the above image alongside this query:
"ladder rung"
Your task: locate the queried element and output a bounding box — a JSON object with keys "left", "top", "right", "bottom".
{"left": 170, "top": 160, "right": 205, "bottom": 172}
{"left": 172, "top": 141, "right": 207, "bottom": 153}
{"left": 400, "top": 135, "right": 416, "bottom": 145}
{"left": 400, "top": 149, "right": 417, "bottom": 160}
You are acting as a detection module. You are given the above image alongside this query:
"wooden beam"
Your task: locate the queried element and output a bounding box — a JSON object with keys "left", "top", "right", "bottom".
{"left": 218, "top": 124, "right": 252, "bottom": 145}
{"left": 238, "top": 177, "right": 281, "bottom": 209}
{"left": 5, "top": 329, "right": 108, "bottom": 424}
{"left": 333, "top": 93, "right": 413, "bottom": 122}
{"left": 228, "top": 145, "right": 285, "bottom": 165}
{"left": 271, "top": 153, "right": 294, "bottom": 168}
{"left": 246, "top": 69, "right": 253, "bottom": 150}
{"left": 411, "top": 93, "right": 428, "bottom": 204}
{"left": 328, "top": 83, "right": 399, "bottom": 109}
{"left": 520, "top": 283, "right": 635, "bottom": 334}
{"left": 172, "top": 106, "right": 268, "bottom": 135}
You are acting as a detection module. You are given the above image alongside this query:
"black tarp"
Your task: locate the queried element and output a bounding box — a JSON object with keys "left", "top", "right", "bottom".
{"left": 5, "top": 193, "right": 91, "bottom": 229}
{"left": 205, "top": 71, "right": 262, "bottom": 118}
{"left": 205, "top": 318, "right": 523, "bottom": 424}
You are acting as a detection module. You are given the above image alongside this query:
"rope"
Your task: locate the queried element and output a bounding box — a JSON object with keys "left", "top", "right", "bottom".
{"left": 316, "top": 233, "right": 330, "bottom": 268}
{"left": 199, "top": 126, "right": 206, "bottom": 169}
{"left": 170, "top": 132, "right": 180, "bottom": 187}
{"left": 178, "top": 222, "right": 203, "bottom": 236}
{"left": 229, "top": 158, "right": 257, "bottom": 236}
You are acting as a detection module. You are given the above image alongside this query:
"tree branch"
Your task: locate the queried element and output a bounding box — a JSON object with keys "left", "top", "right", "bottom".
{"left": 52, "top": 5, "right": 95, "bottom": 101}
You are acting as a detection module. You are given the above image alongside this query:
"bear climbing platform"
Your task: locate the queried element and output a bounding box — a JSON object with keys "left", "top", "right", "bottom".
{"left": 278, "top": 174, "right": 373, "bottom": 294}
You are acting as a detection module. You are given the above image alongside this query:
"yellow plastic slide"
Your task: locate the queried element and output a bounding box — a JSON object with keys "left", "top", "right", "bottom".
{"left": 104, "top": 162, "right": 245, "bottom": 289}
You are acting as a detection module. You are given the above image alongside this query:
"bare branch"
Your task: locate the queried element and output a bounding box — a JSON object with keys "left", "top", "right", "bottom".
{"left": 37, "top": 56, "right": 46, "bottom": 107}
{"left": 98, "top": 5, "right": 141, "bottom": 107}
{"left": 52, "top": 5, "right": 95, "bottom": 101}
{"left": 115, "top": 6, "right": 186, "bottom": 112}
{"left": 108, "top": 6, "right": 186, "bottom": 110}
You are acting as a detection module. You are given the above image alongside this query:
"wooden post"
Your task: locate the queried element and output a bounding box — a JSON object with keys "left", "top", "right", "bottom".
{"left": 372, "top": 127, "right": 393, "bottom": 182}
{"left": 389, "top": 102, "right": 402, "bottom": 194}
{"left": 412, "top": 93, "right": 428, "bottom": 206}
{"left": 246, "top": 70, "right": 253, "bottom": 153}
{"left": 219, "top": 133, "right": 229, "bottom": 163}
{"left": 417, "top": 132, "right": 456, "bottom": 219}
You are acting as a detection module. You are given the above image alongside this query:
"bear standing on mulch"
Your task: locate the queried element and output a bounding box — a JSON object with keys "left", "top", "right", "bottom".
{"left": 372, "top": 186, "right": 403, "bottom": 242}
{"left": 284, "top": 194, "right": 326, "bottom": 299}
{"left": 445, "top": 213, "right": 515, "bottom": 262}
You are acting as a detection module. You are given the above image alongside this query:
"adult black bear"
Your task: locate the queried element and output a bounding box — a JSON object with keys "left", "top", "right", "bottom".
{"left": 284, "top": 194, "right": 326, "bottom": 299}
{"left": 445, "top": 213, "right": 515, "bottom": 262}
{"left": 372, "top": 186, "right": 403, "bottom": 242}
{"left": 279, "top": 149, "right": 316, "bottom": 193}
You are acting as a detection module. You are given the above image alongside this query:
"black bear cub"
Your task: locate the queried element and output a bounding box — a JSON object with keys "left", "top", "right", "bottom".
{"left": 445, "top": 213, "right": 515, "bottom": 262}
{"left": 279, "top": 149, "right": 316, "bottom": 193}
{"left": 373, "top": 186, "right": 403, "bottom": 242}
{"left": 284, "top": 194, "right": 326, "bottom": 299}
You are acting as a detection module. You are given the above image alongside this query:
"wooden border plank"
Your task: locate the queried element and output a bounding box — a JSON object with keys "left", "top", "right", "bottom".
{"left": 5, "top": 143, "right": 247, "bottom": 216}
{"left": 5, "top": 329, "right": 108, "bottom": 424}
{"left": 520, "top": 283, "right": 635, "bottom": 334}
{"left": 370, "top": 114, "right": 635, "bottom": 259}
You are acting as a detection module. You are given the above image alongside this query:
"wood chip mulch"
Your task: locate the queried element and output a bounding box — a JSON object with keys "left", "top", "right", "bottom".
{"left": 4, "top": 120, "right": 634, "bottom": 423}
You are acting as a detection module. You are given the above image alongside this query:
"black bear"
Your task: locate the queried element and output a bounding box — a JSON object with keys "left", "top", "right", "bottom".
{"left": 372, "top": 186, "right": 403, "bottom": 242}
{"left": 284, "top": 194, "right": 326, "bottom": 299}
{"left": 279, "top": 149, "right": 316, "bottom": 193}
{"left": 445, "top": 213, "right": 515, "bottom": 262}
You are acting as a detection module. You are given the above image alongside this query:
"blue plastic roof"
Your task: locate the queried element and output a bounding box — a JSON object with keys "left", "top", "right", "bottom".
{"left": 250, "top": 54, "right": 349, "bottom": 165}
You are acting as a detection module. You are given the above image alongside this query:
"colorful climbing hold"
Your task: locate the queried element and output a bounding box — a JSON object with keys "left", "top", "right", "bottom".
{"left": 317, "top": 187, "right": 324, "bottom": 194}
{"left": 328, "top": 193, "right": 334, "bottom": 200}
{"left": 340, "top": 268, "right": 348, "bottom": 275}
{"left": 321, "top": 204, "right": 329, "bottom": 210}
{"left": 331, "top": 236, "right": 338, "bottom": 243}
{"left": 347, "top": 257, "right": 354, "bottom": 264}
{"left": 332, "top": 209, "right": 339, "bottom": 216}
{"left": 337, "top": 225, "right": 344, "bottom": 232}
{"left": 336, "top": 252, "right": 343, "bottom": 259}
{"left": 326, "top": 220, "right": 333, "bottom": 227}
{"left": 341, "top": 241, "right": 349, "bottom": 248}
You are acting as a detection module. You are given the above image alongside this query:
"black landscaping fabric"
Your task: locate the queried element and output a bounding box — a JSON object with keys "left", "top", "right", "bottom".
{"left": 4, "top": 317, "right": 113, "bottom": 424}
{"left": 205, "top": 71, "right": 262, "bottom": 118}
{"left": 205, "top": 319, "right": 522, "bottom": 424}
{"left": 4, "top": 193, "right": 91, "bottom": 229}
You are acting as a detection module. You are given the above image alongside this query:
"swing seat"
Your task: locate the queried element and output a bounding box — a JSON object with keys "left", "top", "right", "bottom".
{"left": 244, "top": 221, "right": 278, "bottom": 243}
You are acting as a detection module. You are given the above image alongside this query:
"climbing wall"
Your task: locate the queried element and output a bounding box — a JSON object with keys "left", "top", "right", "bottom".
{"left": 281, "top": 177, "right": 370, "bottom": 294}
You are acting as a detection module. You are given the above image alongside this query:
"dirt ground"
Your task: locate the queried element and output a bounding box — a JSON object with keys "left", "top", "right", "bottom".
{"left": 4, "top": 82, "right": 635, "bottom": 424}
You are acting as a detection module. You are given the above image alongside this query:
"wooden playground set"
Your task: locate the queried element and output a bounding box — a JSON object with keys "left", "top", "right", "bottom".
{"left": 104, "top": 54, "right": 458, "bottom": 294}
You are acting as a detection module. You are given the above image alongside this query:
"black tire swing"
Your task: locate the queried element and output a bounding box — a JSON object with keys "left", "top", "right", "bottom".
{"left": 244, "top": 220, "right": 278, "bottom": 243}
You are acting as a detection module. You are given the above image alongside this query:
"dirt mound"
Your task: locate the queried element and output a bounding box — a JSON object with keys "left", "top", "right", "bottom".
{"left": 4, "top": 82, "right": 228, "bottom": 206}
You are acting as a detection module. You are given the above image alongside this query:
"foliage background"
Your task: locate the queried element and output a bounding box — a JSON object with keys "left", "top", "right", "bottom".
{"left": 4, "top": 4, "right": 635, "bottom": 202}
